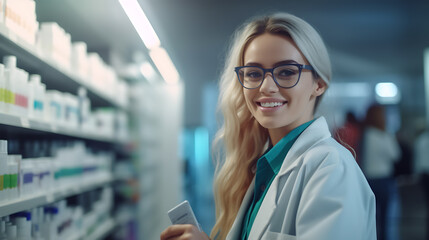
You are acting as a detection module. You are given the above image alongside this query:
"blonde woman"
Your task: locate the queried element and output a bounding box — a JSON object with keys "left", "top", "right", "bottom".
{"left": 161, "top": 12, "right": 376, "bottom": 240}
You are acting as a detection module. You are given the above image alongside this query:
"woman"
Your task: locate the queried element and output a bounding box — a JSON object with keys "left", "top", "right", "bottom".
{"left": 361, "top": 104, "right": 400, "bottom": 240}
{"left": 161, "top": 12, "right": 376, "bottom": 240}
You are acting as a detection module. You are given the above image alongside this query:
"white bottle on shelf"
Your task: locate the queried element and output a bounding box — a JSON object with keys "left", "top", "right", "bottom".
{"left": 78, "top": 87, "right": 90, "bottom": 128}
{"left": 4, "top": 0, "right": 17, "bottom": 36}
{"left": 41, "top": 83, "right": 49, "bottom": 123}
{"left": 0, "top": 218, "right": 6, "bottom": 240}
{"left": 41, "top": 207, "right": 59, "bottom": 240}
{"left": 62, "top": 32, "right": 72, "bottom": 70}
{"left": 14, "top": 213, "right": 31, "bottom": 240}
{"left": 15, "top": 69, "right": 29, "bottom": 118}
{"left": 37, "top": 22, "right": 57, "bottom": 61}
{"left": 0, "top": 219, "right": 8, "bottom": 240}
{"left": 0, "top": 0, "right": 4, "bottom": 25}
{"left": 0, "top": 64, "right": 4, "bottom": 113}
{"left": 72, "top": 42, "right": 88, "bottom": 79}
{"left": 39, "top": 83, "right": 47, "bottom": 122}
{"left": 8, "top": 155, "right": 20, "bottom": 200}
{"left": 0, "top": 140, "right": 7, "bottom": 203}
{"left": 31, "top": 207, "right": 45, "bottom": 240}
{"left": 19, "top": 159, "right": 35, "bottom": 198}
{"left": 45, "top": 90, "right": 61, "bottom": 125}
{"left": 4, "top": 155, "right": 13, "bottom": 201}
{"left": 5, "top": 222, "right": 17, "bottom": 240}
{"left": 38, "top": 22, "right": 72, "bottom": 70}
{"left": 22, "top": 70, "right": 29, "bottom": 118}
{"left": 28, "top": 74, "right": 46, "bottom": 121}
{"left": 3, "top": 55, "right": 17, "bottom": 115}
{"left": 21, "top": 0, "right": 38, "bottom": 46}
{"left": 28, "top": 74, "right": 38, "bottom": 119}
{"left": 6, "top": 0, "right": 20, "bottom": 39}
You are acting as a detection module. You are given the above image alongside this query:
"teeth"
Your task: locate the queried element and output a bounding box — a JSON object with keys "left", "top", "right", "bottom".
{"left": 260, "top": 102, "right": 284, "bottom": 107}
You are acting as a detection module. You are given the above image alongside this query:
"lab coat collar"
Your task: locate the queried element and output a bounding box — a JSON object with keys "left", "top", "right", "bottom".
{"left": 278, "top": 116, "right": 331, "bottom": 177}
{"left": 249, "top": 116, "right": 331, "bottom": 239}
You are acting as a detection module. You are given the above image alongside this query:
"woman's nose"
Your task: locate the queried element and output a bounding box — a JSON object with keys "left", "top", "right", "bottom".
{"left": 259, "top": 74, "right": 279, "bottom": 93}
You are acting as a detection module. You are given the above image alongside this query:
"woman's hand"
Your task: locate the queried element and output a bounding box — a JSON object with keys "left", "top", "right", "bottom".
{"left": 160, "top": 224, "right": 211, "bottom": 240}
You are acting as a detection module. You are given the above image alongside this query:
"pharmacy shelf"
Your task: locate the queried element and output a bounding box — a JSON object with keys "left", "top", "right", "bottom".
{"left": 0, "top": 24, "right": 128, "bottom": 111}
{"left": 0, "top": 112, "right": 116, "bottom": 143}
{"left": 114, "top": 209, "right": 135, "bottom": 226}
{"left": 87, "top": 218, "right": 115, "bottom": 240}
{"left": 0, "top": 176, "right": 113, "bottom": 218}
{"left": 68, "top": 218, "right": 115, "bottom": 240}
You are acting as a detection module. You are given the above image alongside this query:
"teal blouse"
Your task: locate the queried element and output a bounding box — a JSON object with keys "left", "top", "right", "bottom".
{"left": 240, "top": 120, "right": 314, "bottom": 239}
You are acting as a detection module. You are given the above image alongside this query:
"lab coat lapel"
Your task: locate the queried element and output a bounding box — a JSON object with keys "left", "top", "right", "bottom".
{"left": 248, "top": 117, "right": 331, "bottom": 238}
{"left": 248, "top": 176, "right": 278, "bottom": 239}
{"left": 226, "top": 178, "right": 255, "bottom": 240}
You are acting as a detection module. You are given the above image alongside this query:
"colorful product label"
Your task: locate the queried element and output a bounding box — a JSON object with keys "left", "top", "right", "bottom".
{"left": 15, "top": 94, "right": 28, "bottom": 108}
{"left": 5, "top": 89, "right": 14, "bottom": 104}
{"left": 50, "top": 102, "right": 61, "bottom": 119}
{"left": 0, "top": 88, "right": 4, "bottom": 102}
{"left": 54, "top": 167, "right": 83, "bottom": 179}
{"left": 34, "top": 100, "right": 44, "bottom": 111}
{"left": 11, "top": 173, "right": 17, "bottom": 188}
{"left": 23, "top": 172, "right": 33, "bottom": 184}
{"left": 4, "top": 174, "right": 10, "bottom": 189}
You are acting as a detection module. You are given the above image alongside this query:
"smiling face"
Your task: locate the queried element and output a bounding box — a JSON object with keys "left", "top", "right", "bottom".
{"left": 242, "top": 33, "right": 326, "bottom": 144}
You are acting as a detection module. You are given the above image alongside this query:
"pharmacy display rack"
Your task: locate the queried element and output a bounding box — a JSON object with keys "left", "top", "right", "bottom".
{"left": 0, "top": 112, "right": 116, "bottom": 143}
{"left": 0, "top": 176, "right": 113, "bottom": 218}
{"left": 0, "top": 10, "right": 131, "bottom": 239}
{"left": 0, "top": 24, "right": 127, "bottom": 110}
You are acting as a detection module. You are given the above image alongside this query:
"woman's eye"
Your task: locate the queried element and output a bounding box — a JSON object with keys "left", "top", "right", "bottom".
{"left": 278, "top": 69, "right": 296, "bottom": 77}
{"left": 246, "top": 71, "right": 262, "bottom": 78}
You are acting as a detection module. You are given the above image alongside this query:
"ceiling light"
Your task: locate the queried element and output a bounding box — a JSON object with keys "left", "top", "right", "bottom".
{"left": 149, "top": 47, "right": 180, "bottom": 84}
{"left": 119, "top": 0, "right": 160, "bottom": 49}
{"left": 375, "top": 82, "right": 400, "bottom": 104}
{"left": 375, "top": 82, "right": 398, "bottom": 98}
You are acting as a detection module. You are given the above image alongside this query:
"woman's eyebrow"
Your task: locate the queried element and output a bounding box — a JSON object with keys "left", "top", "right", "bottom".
{"left": 244, "top": 62, "right": 262, "bottom": 67}
{"left": 273, "top": 60, "right": 299, "bottom": 67}
{"left": 244, "top": 60, "right": 300, "bottom": 68}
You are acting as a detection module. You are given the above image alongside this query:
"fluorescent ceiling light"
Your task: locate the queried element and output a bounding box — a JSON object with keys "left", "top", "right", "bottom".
{"left": 149, "top": 47, "right": 180, "bottom": 84}
{"left": 375, "top": 82, "right": 401, "bottom": 104}
{"left": 119, "top": 0, "right": 160, "bottom": 49}
{"left": 375, "top": 82, "right": 398, "bottom": 98}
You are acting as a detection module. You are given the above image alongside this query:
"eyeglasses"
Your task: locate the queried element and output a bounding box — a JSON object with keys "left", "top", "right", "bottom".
{"left": 234, "top": 63, "right": 314, "bottom": 89}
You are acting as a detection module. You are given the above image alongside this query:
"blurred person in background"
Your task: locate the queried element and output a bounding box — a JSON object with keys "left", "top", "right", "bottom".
{"left": 361, "top": 104, "right": 401, "bottom": 240}
{"left": 161, "top": 12, "right": 375, "bottom": 240}
{"left": 414, "top": 126, "right": 429, "bottom": 239}
{"left": 334, "top": 111, "right": 363, "bottom": 164}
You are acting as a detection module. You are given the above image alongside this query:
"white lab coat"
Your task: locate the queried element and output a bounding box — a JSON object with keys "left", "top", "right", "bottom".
{"left": 226, "top": 117, "right": 376, "bottom": 240}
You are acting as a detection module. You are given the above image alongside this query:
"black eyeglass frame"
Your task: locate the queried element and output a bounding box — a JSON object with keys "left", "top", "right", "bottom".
{"left": 234, "top": 63, "right": 315, "bottom": 89}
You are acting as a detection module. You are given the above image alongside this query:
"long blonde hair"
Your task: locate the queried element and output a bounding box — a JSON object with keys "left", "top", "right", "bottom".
{"left": 211, "top": 13, "right": 331, "bottom": 239}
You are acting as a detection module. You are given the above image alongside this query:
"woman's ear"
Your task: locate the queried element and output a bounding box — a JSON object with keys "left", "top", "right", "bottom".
{"left": 312, "top": 79, "right": 327, "bottom": 97}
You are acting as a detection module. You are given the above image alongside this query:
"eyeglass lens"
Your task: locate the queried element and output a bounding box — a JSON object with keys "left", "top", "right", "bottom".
{"left": 238, "top": 65, "right": 300, "bottom": 88}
